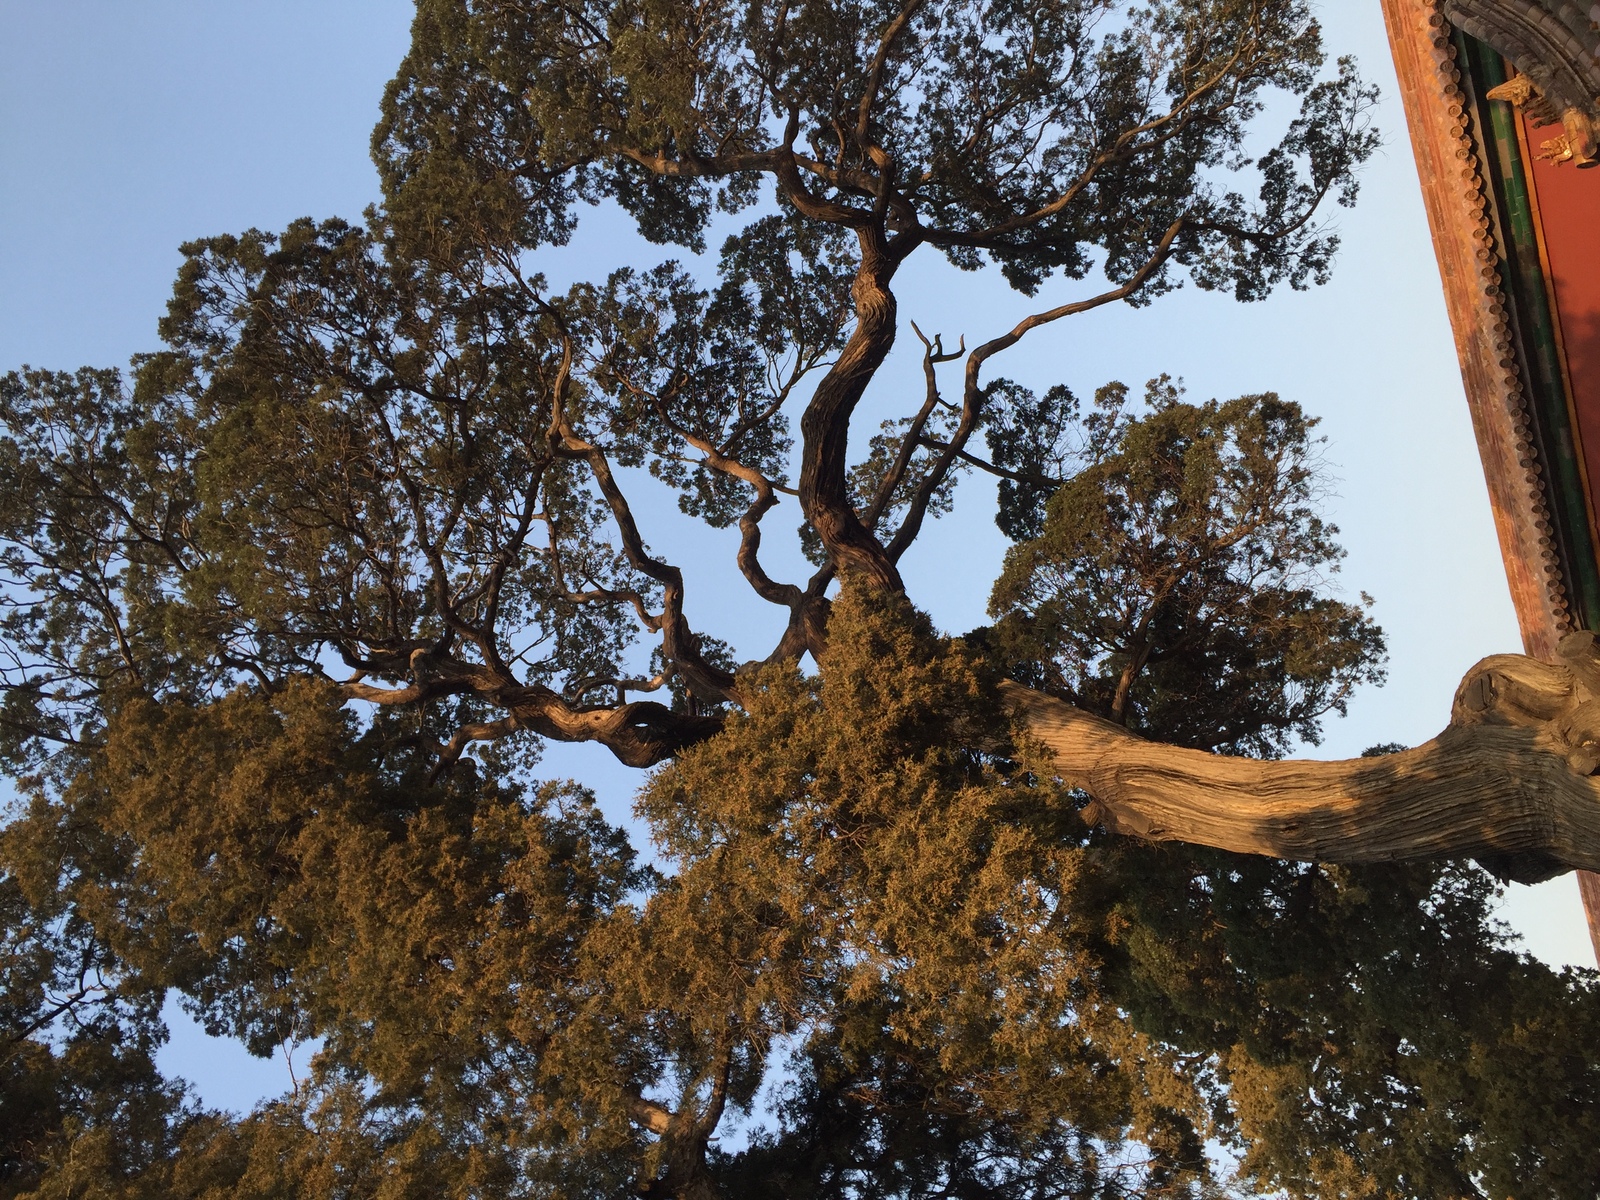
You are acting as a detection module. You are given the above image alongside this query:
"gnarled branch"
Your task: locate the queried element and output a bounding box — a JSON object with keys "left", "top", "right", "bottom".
{"left": 1008, "top": 633, "right": 1600, "bottom": 883}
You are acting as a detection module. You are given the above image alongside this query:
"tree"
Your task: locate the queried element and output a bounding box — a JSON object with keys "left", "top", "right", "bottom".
{"left": 2, "top": 2, "right": 1598, "bottom": 1197}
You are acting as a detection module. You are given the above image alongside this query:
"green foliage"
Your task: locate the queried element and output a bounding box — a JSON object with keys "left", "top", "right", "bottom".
{"left": 1, "top": 805, "right": 188, "bottom": 1199}
{"left": 8, "top": 592, "right": 1598, "bottom": 1199}
{"left": 0, "top": 0, "right": 1386, "bottom": 772}
{"left": 2, "top": 3, "right": 1596, "bottom": 1198}
{"left": 0, "top": 208, "right": 854, "bottom": 764}
{"left": 649, "top": 590, "right": 1222, "bottom": 1197}
{"left": 3, "top": 678, "right": 655, "bottom": 1197}
{"left": 985, "top": 379, "right": 1386, "bottom": 756}
{"left": 377, "top": 0, "right": 1377, "bottom": 298}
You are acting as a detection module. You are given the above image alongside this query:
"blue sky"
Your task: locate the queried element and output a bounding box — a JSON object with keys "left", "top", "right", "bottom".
{"left": 2, "top": 0, "right": 1593, "bottom": 1113}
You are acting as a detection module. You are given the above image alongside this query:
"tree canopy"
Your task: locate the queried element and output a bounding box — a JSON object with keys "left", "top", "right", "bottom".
{"left": 3, "top": 2, "right": 1599, "bottom": 1198}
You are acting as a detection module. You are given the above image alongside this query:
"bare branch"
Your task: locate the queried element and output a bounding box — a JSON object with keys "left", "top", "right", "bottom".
{"left": 855, "top": 0, "right": 926, "bottom": 150}
{"left": 860, "top": 322, "right": 962, "bottom": 532}
{"left": 608, "top": 370, "right": 806, "bottom": 614}
{"left": 918, "top": 26, "right": 1260, "bottom": 249}
{"left": 885, "top": 218, "right": 1186, "bottom": 563}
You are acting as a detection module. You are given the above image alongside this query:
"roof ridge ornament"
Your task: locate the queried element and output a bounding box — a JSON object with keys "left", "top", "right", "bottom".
{"left": 1485, "top": 76, "right": 1600, "bottom": 166}
{"left": 1446, "top": 0, "right": 1600, "bottom": 167}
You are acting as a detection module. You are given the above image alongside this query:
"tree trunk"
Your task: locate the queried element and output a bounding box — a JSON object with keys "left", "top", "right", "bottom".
{"left": 1006, "top": 634, "right": 1600, "bottom": 884}
{"left": 797, "top": 234, "right": 905, "bottom": 595}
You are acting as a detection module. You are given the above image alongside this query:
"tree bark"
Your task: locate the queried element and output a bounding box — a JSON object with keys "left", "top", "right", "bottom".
{"left": 797, "top": 233, "right": 905, "bottom": 595}
{"left": 1006, "top": 633, "right": 1600, "bottom": 883}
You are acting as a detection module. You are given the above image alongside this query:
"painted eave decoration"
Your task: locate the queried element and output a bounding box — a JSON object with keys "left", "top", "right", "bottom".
{"left": 1446, "top": 0, "right": 1600, "bottom": 165}
{"left": 1381, "top": 0, "right": 1600, "bottom": 958}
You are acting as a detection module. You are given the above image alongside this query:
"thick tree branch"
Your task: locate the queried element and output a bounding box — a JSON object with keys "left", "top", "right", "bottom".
{"left": 1007, "top": 634, "right": 1600, "bottom": 883}
{"left": 340, "top": 651, "right": 484, "bottom": 707}
{"left": 616, "top": 146, "right": 777, "bottom": 181}
{"left": 612, "top": 375, "right": 805, "bottom": 614}
{"left": 797, "top": 231, "right": 904, "bottom": 592}
{"left": 502, "top": 691, "right": 721, "bottom": 768}
{"left": 542, "top": 323, "right": 739, "bottom": 707}
{"left": 342, "top": 650, "right": 718, "bottom": 768}
{"left": 628, "top": 1094, "right": 674, "bottom": 1136}
{"left": 767, "top": 575, "right": 834, "bottom": 665}
{"left": 855, "top": 0, "right": 925, "bottom": 150}
{"left": 428, "top": 715, "right": 521, "bottom": 781}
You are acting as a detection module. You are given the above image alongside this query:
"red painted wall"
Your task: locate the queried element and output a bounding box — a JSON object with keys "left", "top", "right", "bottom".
{"left": 1523, "top": 118, "right": 1600, "bottom": 509}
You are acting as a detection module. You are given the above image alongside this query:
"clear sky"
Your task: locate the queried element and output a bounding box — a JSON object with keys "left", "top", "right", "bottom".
{"left": 1, "top": 0, "right": 1593, "bottom": 1114}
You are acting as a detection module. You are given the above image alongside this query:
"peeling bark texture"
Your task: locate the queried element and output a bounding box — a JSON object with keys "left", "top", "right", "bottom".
{"left": 1008, "top": 631, "right": 1600, "bottom": 884}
